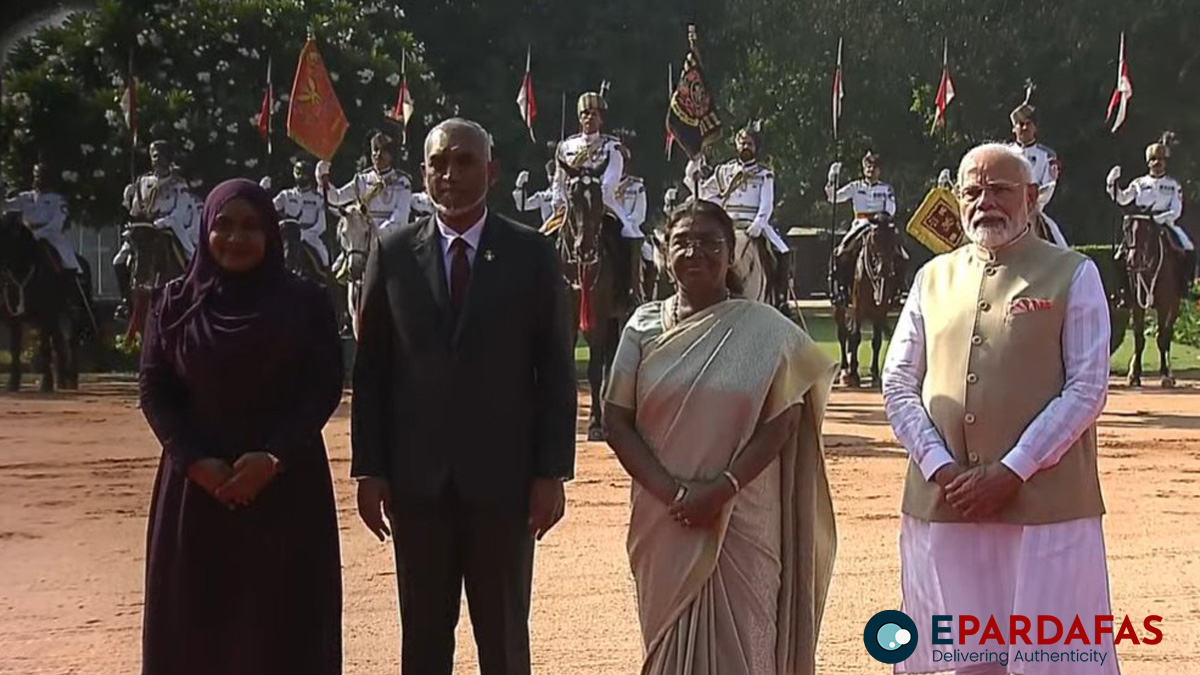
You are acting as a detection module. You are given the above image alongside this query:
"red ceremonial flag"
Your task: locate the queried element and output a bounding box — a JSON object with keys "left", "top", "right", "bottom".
{"left": 516, "top": 46, "right": 537, "bottom": 142}
{"left": 1106, "top": 32, "right": 1133, "bottom": 133}
{"left": 932, "top": 38, "right": 956, "bottom": 132}
{"left": 257, "top": 57, "right": 273, "bottom": 154}
{"left": 831, "top": 37, "right": 844, "bottom": 139}
{"left": 286, "top": 36, "right": 349, "bottom": 161}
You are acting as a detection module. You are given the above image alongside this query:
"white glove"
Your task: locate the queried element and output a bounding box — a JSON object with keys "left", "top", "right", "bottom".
{"left": 664, "top": 186, "right": 678, "bottom": 204}
{"left": 827, "top": 161, "right": 842, "bottom": 184}
{"left": 746, "top": 220, "right": 766, "bottom": 238}
{"left": 516, "top": 170, "right": 530, "bottom": 188}
{"left": 258, "top": 176, "right": 272, "bottom": 190}
{"left": 937, "top": 168, "right": 953, "bottom": 188}
{"left": 1105, "top": 165, "right": 1121, "bottom": 186}
{"left": 315, "top": 160, "right": 331, "bottom": 186}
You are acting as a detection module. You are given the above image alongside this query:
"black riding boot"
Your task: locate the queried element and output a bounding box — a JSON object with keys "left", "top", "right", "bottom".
{"left": 113, "top": 261, "right": 132, "bottom": 319}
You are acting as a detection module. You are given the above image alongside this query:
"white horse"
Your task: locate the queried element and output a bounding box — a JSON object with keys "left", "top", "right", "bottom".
{"left": 333, "top": 204, "right": 377, "bottom": 339}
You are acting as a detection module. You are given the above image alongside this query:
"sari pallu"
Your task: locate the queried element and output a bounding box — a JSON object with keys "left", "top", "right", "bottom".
{"left": 605, "top": 298, "right": 837, "bottom": 675}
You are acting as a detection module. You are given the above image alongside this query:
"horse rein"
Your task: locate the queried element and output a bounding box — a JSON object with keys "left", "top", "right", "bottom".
{"left": 1125, "top": 215, "right": 1164, "bottom": 311}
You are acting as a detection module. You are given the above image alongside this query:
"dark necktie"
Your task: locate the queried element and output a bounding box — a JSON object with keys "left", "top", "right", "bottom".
{"left": 449, "top": 237, "right": 471, "bottom": 311}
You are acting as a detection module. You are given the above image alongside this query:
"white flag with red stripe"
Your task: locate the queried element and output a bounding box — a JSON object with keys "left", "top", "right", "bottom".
{"left": 388, "top": 51, "right": 415, "bottom": 143}
{"left": 120, "top": 77, "right": 137, "bottom": 145}
{"left": 932, "top": 39, "right": 956, "bottom": 132}
{"left": 516, "top": 46, "right": 536, "bottom": 142}
{"left": 1106, "top": 32, "right": 1133, "bottom": 133}
{"left": 831, "top": 38, "right": 844, "bottom": 139}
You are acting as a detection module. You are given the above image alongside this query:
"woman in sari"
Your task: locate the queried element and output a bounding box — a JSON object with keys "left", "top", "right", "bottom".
{"left": 603, "top": 199, "right": 837, "bottom": 675}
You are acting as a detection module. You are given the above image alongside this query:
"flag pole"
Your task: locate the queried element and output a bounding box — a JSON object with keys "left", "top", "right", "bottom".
{"left": 127, "top": 48, "right": 136, "bottom": 187}
{"left": 828, "top": 37, "right": 842, "bottom": 300}
{"left": 264, "top": 55, "right": 272, "bottom": 174}
{"left": 942, "top": 39, "right": 949, "bottom": 157}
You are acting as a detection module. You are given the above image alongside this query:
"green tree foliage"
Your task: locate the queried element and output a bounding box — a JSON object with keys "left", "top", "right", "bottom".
{"left": 1, "top": 0, "right": 445, "bottom": 227}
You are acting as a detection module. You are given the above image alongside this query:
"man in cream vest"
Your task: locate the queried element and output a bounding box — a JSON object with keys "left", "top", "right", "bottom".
{"left": 882, "top": 143, "right": 1117, "bottom": 675}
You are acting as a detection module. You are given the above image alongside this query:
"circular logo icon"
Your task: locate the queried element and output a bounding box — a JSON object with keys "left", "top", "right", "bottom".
{"left": 864, "top": 610, "right": 918, "bottom": 664}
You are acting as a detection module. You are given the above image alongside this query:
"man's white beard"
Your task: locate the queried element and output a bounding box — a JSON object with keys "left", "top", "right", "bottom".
{"left": 434, "top": 191, "right": 487, "bottom": 219}
{"left": 964, "top": 210, "right": 1025, "bottom": 250}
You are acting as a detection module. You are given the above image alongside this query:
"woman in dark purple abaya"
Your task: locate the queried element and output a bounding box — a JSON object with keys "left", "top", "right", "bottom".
{"left": 139, "top": 178, "right": 343, "bottom": 675}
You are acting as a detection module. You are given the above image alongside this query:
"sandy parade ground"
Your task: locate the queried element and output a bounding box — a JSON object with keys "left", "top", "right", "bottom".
{"left": 0, "top": 377, "right": 1197, "bottom": 674}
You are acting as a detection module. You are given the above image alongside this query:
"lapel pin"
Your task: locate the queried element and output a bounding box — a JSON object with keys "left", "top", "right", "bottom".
{"left": 483, "top": 250, "right": 495, "bottom": 262}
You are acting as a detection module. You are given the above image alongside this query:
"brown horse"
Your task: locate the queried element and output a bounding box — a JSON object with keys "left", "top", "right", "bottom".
{"left": 1122, "top": 212, "right": 1185, "bottom": 388}
{"left": 555, "top": 158, "right": 633, "bottom": 440}
{"left": 123, "top": 223, "right": 186, "bottom": 344}
{"left": 834, "top": 217, "right": 905, "bottom": 388}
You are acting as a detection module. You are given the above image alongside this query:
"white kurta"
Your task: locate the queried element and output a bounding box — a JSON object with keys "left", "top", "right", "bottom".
{"left": 882, "top": 260, "right": 1119, "bottom": 675}
{"left": 3, "top": 190, "right": 78, "bottom": 270}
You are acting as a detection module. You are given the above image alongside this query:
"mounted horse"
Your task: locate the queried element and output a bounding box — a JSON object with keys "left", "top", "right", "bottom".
{"left": 834, "top": 213, "right": 906, "bottom": 388}
{"left": 1118, "top": 206, "right": 1186, "bottom": 388}
{"left": 331, "top": 204, "right": 378, "bottom": 338}
{"left": 549, "top": 157, "right": 636, "bottom": 440}
{"left": 0, "top": 211, "right": 93, "bottom": 392}
{"left": 122, "top": 221, "right": 186, "bottom": 343}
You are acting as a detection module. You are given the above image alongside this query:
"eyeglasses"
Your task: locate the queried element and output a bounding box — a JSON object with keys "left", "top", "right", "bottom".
{"left": 956, "top": 181, "right": 1027, "bottom": 203}
{"left": 669, "top": 236, "right": 726, "bottom": 256}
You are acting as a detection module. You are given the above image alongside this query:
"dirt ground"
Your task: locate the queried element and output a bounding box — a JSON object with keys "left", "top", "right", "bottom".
{"left": 0, "top": 377, "right": 1197, "bottom": 674}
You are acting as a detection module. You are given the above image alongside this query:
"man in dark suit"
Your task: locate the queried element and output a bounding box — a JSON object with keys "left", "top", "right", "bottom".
{"left": 351, "top": 118, "right": 577, "bottom": 675}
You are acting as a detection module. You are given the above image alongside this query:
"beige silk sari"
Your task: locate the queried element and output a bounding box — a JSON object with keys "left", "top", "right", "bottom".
{"left": 605, "top": 297, "right": 837, "bottom": 675}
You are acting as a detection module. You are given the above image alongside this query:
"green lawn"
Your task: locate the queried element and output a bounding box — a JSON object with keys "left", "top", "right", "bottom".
{"left": 574, "top": 311, "right": 1200, "bottom": 379}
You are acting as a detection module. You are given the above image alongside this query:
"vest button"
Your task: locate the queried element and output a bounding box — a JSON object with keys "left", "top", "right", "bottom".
{"left": 986, "top": 266, "right": 998, "bottom": 276}
{"left": 978, "top": 301, "right": 991, "bottom": 311}
{"left": 971, "top": 335, "right": 983, "bottom": 346}
{"left": 967, "top": 373, "right": 979, "bottom": 384}
{"left": 964, "top": 413, "right": 977, "bottom": 425}
{"left": 968, "top": 451, "right": 980, "bottom": 463}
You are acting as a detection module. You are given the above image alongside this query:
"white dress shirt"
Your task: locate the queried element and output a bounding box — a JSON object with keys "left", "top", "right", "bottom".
{"left": 435, "top": 210, "right": 487, "bottom": 291}
{"left": 881, "top": 257, "right": 1109, "bottom": 482}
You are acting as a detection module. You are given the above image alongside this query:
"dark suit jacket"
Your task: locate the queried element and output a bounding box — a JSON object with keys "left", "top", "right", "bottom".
{"left": 350, "top": 211, "right": 577, "bottom": 507}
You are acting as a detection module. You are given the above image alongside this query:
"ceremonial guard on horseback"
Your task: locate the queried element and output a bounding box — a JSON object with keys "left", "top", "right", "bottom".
{"left": 112, "top": 139, "right": 194, "bottom": 321}
{"left": 684, "top": 120, "right": 790, "bottom": 306}
{"left": 1, "top": 163, "right": 97, "bottom": 391}
{"left": 513, "top": 158, "right": 557, "bottom": 226}
{"left": 3, "top": 163, "right": 84, "bottom": 282}
{"left": 1106, "top": 133, "right": 1193, "bottom": 388}
{"left": 1108, "top": 132, "right": 1195, "bottom": 305}
{"left": 827, "top": 150, "right": 905, "bottom": 308}
{"left": 1009, "top": 94, "right": 1069, "bottom": 247}
{"left": 319, "top": 131, "right": 413, "bottom": 337}
{"left": 272, "top": 158, "right": 330, "bottom": 282}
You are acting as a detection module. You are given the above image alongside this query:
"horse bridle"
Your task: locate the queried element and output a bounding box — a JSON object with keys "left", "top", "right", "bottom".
{"left": 856, "top": 219, "right": 902, "bottom": 308}
{"left": 561, "top": 174, "right": 605, "bottom": 292}
{"left": 1, "top": 265, "right": 35, "bottom": 316}
{"left": 1125, "top": 214, "right": 1164, "bottom": 311}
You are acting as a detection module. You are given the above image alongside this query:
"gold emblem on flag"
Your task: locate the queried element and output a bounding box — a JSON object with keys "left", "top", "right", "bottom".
{"left": 906, "top": 187, "right": 965, "bottom": 254}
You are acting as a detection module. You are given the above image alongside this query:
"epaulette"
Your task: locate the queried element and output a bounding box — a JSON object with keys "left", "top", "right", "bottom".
{"left": 1036, "top": 143, "right": 1057, "bottom": 158}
